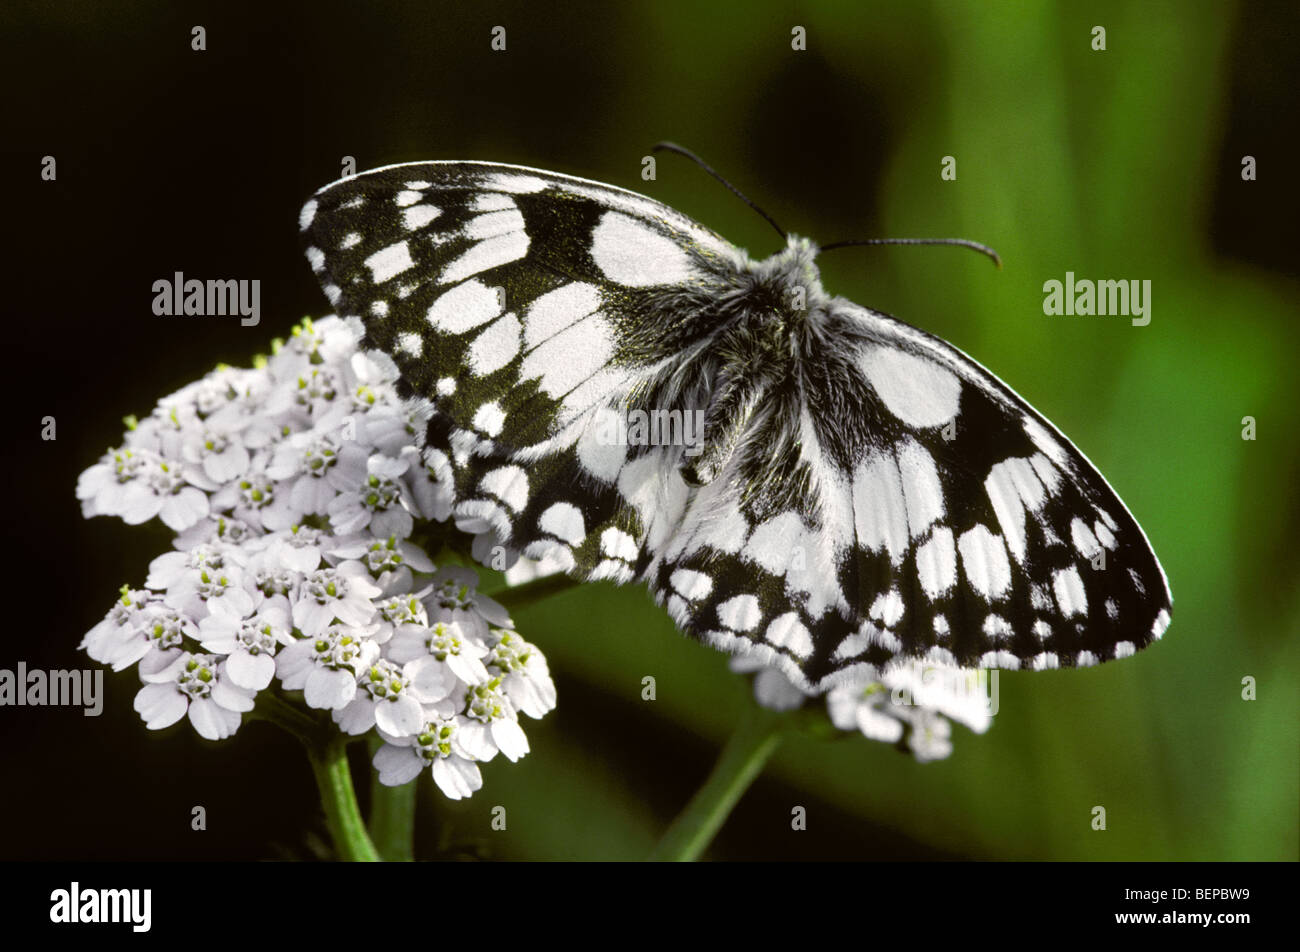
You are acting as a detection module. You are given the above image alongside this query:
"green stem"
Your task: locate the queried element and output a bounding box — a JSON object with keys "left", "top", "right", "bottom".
{"left": 367, "top": 735, "right": 415, "bottom": 861}
{"left": 307, "top": 735, "right": 381, "bottom": 862}
{"left": 650, "top": 704, "right": 786, "bottom": 862}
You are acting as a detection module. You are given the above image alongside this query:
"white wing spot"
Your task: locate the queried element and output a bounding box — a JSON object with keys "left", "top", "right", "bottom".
{"left": 590, "top": 560, "right": 634, "bottom": 584}
{"left": 538, "top": 503, "right": 586, "bottom": 546}
{"left": 427, "top": 279, "right": 504, "bottom": 334}
{"left": 471, "top": 193, "right": 517, "bottom": 212}
{"left": 364, "top": 241, "right": 415, "bottom": 283}
{"left": 765, "top": 613, "right": 813, "bottom": 659}
{"left": 394, "top": 332, "right": 423, "bottom": 359}
{"left": 600, "top": 527, "right": 638, "bottom": 562}
{"left": 472, "top": 402, "right": 505, "bottom": 437}
{"left": 479, "top": 466, "right": 528, "bottom": 513}
{"left": 926, "top": 646, "right": 958, "bottom": 666}
{"left": 833, "top": 632, "right": 870, "bottom": 660}
{"left": 1029, "top": 453, "right": 1061, "bottom": 494}
{"left": 915, "top": 527, "right": 956, "bottom": 599}
{"left": 985, "top": 457, "right": 1047, "bottom": 564}
{"left": 982, "top": 614, "right": 1012, "bottom": 641}
{"left": 1032, "top": 619, "right": 1052, "bottom": 641}
{"left": 1094, "top": 520, "right": 1117, "bottom": 550}
{"left": 518, "top": 314, "right": 614, "bottom": 398}
{"left": 716, "top": 594, "right": 761, "bottom": 632}
{"left": 590, "top": 212, "right": 694, "bottom": 286}
{"left": 957, "top": 525, "right": 1012, "bottom": 600}
{"left": 979, "top": 650, "right": 1020, "bottom": 670}
{"left": 464, "top": 208, "right": 526, "bottom": 240}
{"left": 1029, "top": 583, "right": 1053, "bottom": 612}
{"left": 576, "top": 409, "right": 627, "bottom": 482}
{"left": 299, "top": 200, "right": 317, "bottom": 231}
{"left": 441, "top": 231, "right": 529, "bottom": 284}
{"left": 1151, "top": 608, "right": 1171, "bottom": 640}
{"left": 1071, "top": 517, "right": 1102, "bottom": 559}
{"left": 394, "top": 190, "right": 423, "bottom": 207}
{"left": 859, "top": 346, "right": 961, "bottom": 428}
{"left": 1031, "top": 652, "right": 1060, "bottom": 670}
{"left": 1113, "top": 641, "right": 1136, "bottom": 659}
{"left": 670, "top": 569, "right": 713, "bottom": 601}
{"left": 524, "top": 283, "right": 602, "bottom": 348}
{"left": 481, "top": 172, "right": 548, "bottom": 194}
{"left": 402, "top": 204, "right": 442, "bottom": 230}
{"left": 1053, "top": 565, "right": 1087, "bottom": 617}
{"left": 897, "top": 438, "right": 945, "bottom": 538}
{"left": 868, "top": 589, "right": 905, "bottom": 628}
{"left": 467, "top": 312, "right": 521, "bottom": 376}
{"left": 852, "top": 450, "right": 908, "bottom": 564}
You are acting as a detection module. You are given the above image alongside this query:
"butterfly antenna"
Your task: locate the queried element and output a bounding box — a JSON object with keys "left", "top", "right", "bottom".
{"left": 820, "top": 236, "right": 1003, "bottom": 269}
{"left": 651, "top": 141, "right": 786, "bottom": 240}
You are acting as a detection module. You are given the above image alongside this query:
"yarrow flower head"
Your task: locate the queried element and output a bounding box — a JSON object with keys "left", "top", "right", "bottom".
{"left": 730, "top": 651, "right": 995, "bottom": 760}
{"left": 77, "top": 317, "right": 556, "bottom": 803}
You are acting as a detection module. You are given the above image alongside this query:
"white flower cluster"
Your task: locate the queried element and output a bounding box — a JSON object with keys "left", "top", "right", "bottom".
{"left": 730, "top": 655, "right": 994, "bottom": 761}
{"left": 77, "top": 317, "right": 556, "bottom": 800}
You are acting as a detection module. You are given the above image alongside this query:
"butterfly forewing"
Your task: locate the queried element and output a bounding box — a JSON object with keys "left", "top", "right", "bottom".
{"left": 302, "top": 160, "right": 1171, "bottom": 693}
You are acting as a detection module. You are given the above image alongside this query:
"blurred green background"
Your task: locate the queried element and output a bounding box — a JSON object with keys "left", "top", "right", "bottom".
{"left": 7, "top": 0, "right": 1296, "bottom": 860}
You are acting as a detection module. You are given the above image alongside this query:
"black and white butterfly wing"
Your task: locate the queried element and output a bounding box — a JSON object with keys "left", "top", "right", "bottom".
{"left": 646, "top": 299, "right": 1172, "bottom": 691}
{"left": 301, "top": 160, "right": 741, "bottom": 446}
{"left": 301, "top": 160, "right": 1172, "bottom": 694}
{"left": 300, "top": 159, "right": 745, "bottom": 584}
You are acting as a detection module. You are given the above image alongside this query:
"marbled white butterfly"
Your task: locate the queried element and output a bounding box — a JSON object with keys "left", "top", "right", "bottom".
{"left": 299, "top": 158, "right": 1172, "bottom": 694}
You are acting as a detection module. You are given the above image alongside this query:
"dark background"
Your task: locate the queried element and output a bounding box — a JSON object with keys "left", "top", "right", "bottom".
{"left": 3, "top": 0, "right": 1297, "bottom": 860}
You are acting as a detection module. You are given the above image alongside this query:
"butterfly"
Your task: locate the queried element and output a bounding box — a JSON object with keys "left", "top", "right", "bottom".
{"left": 299, "top": 157, "right": 1172, "bottom": 694}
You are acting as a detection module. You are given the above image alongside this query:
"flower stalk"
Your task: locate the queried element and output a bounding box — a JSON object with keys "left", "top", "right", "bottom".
{"left": 250, "top": 691, "right": 382, "bottom": 861}
{"left": 650, "top": 703, "right": 787, "bottom": 862}
{"left": 367, "top": 736, "right": 415, "bottom": 861}
{"left": 307, "top": 735, "right": 381, "bottom": 862}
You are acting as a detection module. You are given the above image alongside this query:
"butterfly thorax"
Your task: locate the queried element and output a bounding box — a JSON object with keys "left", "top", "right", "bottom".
{"left": 670, "top": 236, "right": 829, "bottom": 488}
